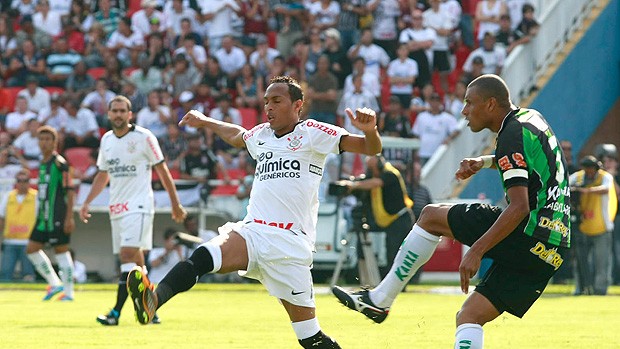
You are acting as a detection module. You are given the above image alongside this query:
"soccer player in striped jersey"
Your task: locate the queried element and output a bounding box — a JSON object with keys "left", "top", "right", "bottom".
{"left": 333, "top": 74, "right": 571, "bottom": 349}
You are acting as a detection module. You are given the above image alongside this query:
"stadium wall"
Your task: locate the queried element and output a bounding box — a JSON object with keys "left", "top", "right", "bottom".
{"left": 460, "top": 0, "right": 620, "bottom": 203}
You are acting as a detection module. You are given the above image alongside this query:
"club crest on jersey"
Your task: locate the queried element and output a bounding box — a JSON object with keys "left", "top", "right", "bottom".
{"left": 287, "top": 135, "right": 303, "bottom": 151}
{"left": 127, "top": 141, "right": 137, "bottom": 153}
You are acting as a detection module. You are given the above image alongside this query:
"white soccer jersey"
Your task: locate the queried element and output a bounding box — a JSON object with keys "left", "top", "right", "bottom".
{"left": 97, "top": 125, "right": 164, "bottom": 219}
{"left": 243, "top": 120, "right": 348, "bottom": 242}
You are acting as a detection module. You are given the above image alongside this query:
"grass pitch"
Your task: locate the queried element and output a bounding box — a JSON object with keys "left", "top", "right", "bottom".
{"left": 2, "top": 283, "right": 619, "bottom": 348}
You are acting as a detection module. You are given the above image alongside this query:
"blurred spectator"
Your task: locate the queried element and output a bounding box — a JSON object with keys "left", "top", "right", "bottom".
{"left": 81, "top": 78, "right": 116, "bottom": 124}
{"left": 121, "top": 79, "right": 147, "bottom": 113}
{"left": 173, "top": 34, "right": 207, "bottom": 71}
{"left": 129, "top": 56, "right": 163, "bottom": 96}
{"left": 308, "top": 0, "right": 340, "bottom": 31}
{"left": 5, "top": 96, "right": 37, "bottom": 137}
{"left": 161, "top": 121, "right": 187, "bottom": 170}
{"left": 0, "top": 168, "right": 37, "bottom": 282}
{"left": 94, "top": 0, "right": 123, "bottom": 38}
{"left": 306, "top": 55, "right": 339, "bottom": 124}
{"left": 174, "top": 90, "right": 203, "bottom": 134}
{"left": 67, "top": 0, "right": 95, "bottom": 33}
{"left": 14, "top": 14, "right": 53, "bottom": 53}
{"left": 165, "top": 53, "right": 201, "bottom": 99}
{"left": 398, "top": 9, "right": 435, "bottom": 89}
{"left": 561, "top": 140, "right": 579, "bottom": 174}
{"left": 102, "top": 56, "right": 124, "bottom": 93}
{"left": 270, "top": 0, "right": 306, "bottom": 58}
{"left": 11, "top": 0, "right": 38, "bottom": 16}
{"left": 148, "top": 228, "right": 185, "bottom": 284}
{"left": 69, "top": 249, "right": 87, "bottom": 283}
{"left": 17, "top": 75, "right": 51, "bottom": 113}
{"left": 0, "top": 147, "right": 24, "bottom": 178}
{"left": 337, "top": 73, "right": 379, "bottom": 134}
{"left": 285, "top": 38, "right": 309, "bottom": 80}
{"left": 210, "top": 94, "right": 242, "bottom": 126}
{"left": 0, "top": 16, "right": 17, "bottom": 60}
{"left": 32, "top": 0, "right": 63, "bottom": 38}
{"left": 459, "top": 55, "right": 484, "bottom": 85}
{"left": 304, "top": 27, "right": 325, "bottom": 79}
{"left": 201, "top": 56, "right": 232, "bottom": 99}
{"left": 495, "top": 14, "right": 523, "bottom": 54}
{"left": 367, "top": 0, "right": 400, "bottom": 59}
{"left": 164, "top": 0, "right": 199, "bottom": 39}
{"left": 235, "top": 64, "right": 263, "bottom": 110}
{"left": 172, "top": 17, "right": 202, "bottom": 50}
{"left": 12, "top": 118, "right": 42, "bottom": 165}
{"left": 444, "top": 79, "right": 466, "bottom": 118}
{"left": 62, "top": 99, "right": 100, "bottom": 149}
{"left": 194, "top": 82, "right": 217, "bottom": 115}
{"left": 506, "top": 0, "right": 528, "bottom": 30}
{"left": 378, "top": 95, "right": 412, "bottom": 138}
{"left": 462, "top": 32, "right": 506, "bottom": 76}
{"left": 515, "top": 3, "right": 540, "bottom": 41}
{"left": 45, "top": 37, "right": 82, "bottom": 87}
{"left": 347, "top": 27, "right": 390, "bottom": 78}
{"left": 214, "top": 35, "right": 247, "bottom": 80}
{"left": 59, "top": 19, "right": 86, "bottom": 55}
{"left": 475, "top": 0, "right": 507, "bottom": 42}
{"left": 408, "top": 160, "right": 432, "bottom": 223}
{"left": 83, "top": 23, "right": 109, "bottom": 68}
{"left": 65, "top": 60, "right": 95, "bottom": 101}
{"left": 38, "top": 93, "right": 69, "bottom": 130}
{"left": 200, "top": 0, "right": 240, "bottom": 54}
{"left": 387, "top": 42, "right": 418, "bottom": 108}
{"left": 337, "top": 0, "right": 368, "bottom": 51}
{"left": 423, "top": 0, "right": 454, "bottom": 93}
{"left": 106, "top": 16, "right": 145, "bottom": 68}
{"left": 131, "top": 0, "right": 164, "bottom": 38}
{"left": 136, "top": 89, "right": 171, "bottom": 139}
{"left": 411, "top": 92, "right": 459, "bottom": 165}
{"left": 343, "top": 56, "right": 380, "bottom": 99}
{"left": 179, "top": 133, "right": 226, "bottom": 201}
{"left": 409, "top": 82, "right": 434, "bottom": 115}
{"left": 238, "top": 0, "right": 269, "bottom": 40}
{"left": 323, "top": 28, "right": 349, "bottom": 88}
{"left": 74, "top": 148, "right": 98, "bottom": 183}
{"left": 143, "top": 32, "right": 172, "bottom": 72}
{"left": 597, "top": 145, "right": 620, "bottom": 285}
{"left": 248, "top": 34, "right": 281, "bottom": 80}
{"left": 5, "top": 38, "right": 47, "bottom": 87}
{"left": 235, "top": 157, "right": 255, "bottom": 220}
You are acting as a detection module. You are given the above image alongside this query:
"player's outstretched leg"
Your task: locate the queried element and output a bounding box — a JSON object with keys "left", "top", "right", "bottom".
{"left": 127, "top": 266, "right": 157, "bottom": 324}
{"left": 331, "top": 286, "right": 389, "bottom": 324}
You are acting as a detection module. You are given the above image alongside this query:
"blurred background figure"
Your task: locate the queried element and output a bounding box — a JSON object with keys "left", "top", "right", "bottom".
{"left": 70, "top": 249, "right": 87, "bottom": 284}
{"left": 148, "top": 228, "right": 185, "bottom": 284}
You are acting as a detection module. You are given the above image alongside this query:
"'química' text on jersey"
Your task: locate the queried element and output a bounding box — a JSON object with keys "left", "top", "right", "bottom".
{"left": 97, "top": 125, "right": 164, "bottom": 219}
{"left": 36, "top": 154, "right": 70, "bottom": 232}
{"left": 243, "top": 120, "right": 349, "bottom": 243}
{"left": 495, "top": 108, "right": 570, "bottom": 247}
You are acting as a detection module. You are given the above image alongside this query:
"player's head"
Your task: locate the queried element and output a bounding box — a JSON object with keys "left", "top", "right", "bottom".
{"left": 107, "top": 95, "right": 133, "bottom": 131}
{"left": 462, "top": 74, "right": 513, "bottom": 133}
{"left": 264, "top": 76, "right": 304, "bottom": 135}
{"left": 37, "top": 125, "right": 58, "bottom": 154}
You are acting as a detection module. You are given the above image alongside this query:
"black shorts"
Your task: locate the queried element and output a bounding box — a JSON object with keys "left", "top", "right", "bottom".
{"left": 30, "top": 227, "right": 71, "bottom": 247}
{"left": 448, "top": 203, "right": 569, "bottom": 318}
{"left": 432, "top": 50, "right": 451, "bottom": 72}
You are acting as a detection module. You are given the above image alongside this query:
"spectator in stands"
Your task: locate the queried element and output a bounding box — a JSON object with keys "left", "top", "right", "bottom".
{"left": 285, "top": 38, "right": 309, "bottom": 81}
{"left": 235, "top": 157, "right": 256, "bottom": 220}
{"left": 444, "top": 79, "right": 466, "bottom": 118}
{"left": 5, "top": 96, "right": 37, "bottom": 137}
{"left": 378, "top": 95, "right": 412, "bottom": 138}
{"left": 121, "top": 79, "right": 147, "bottom": 114}
{"left": 235, "top": 64, "right": 263, "bottom": 110}
{"left": 45, "top": 37, "right": 82, "bottom": 87}
{"left": 398, "top": 9, "right": 435, "bottom": 89}
{"left": 322, "top": 28, "right": 349, "bottom": 88}
{"left": 194, "top": 82, "right": 216, "bottom": 115}
{"left": 12, "top": 117, "right": 42, "bottom": 166}
{"left": 161, "top": 120, "right": 187, "bottom": 170}
{"left": 14, "top": 14, "right": 53, "bottom": 53}
{"left": 136, "top": 89, "right": 171, "bottom": 139}
{"left": 308, "top": 0, "right": 340, "bottom": 31}
{"left": 337, "top": 0, "right": 368, "bottom": 51}
{"left": 65, "top": 60, "right": 95, "bottom": 101}
{"left": 70, "top": 249, "right": 88, "bottom": 283}
{"left": 174, "top": 34, "right": 207, "bottom": 71}
{"left": 148, "top": 228, "right": 186, "bottom": 284}
{"left": 0, "top": 16, "right": 17, "bottom": 61}
{"left": 343, "top": 56, "right": 381, "bottom": 100}
{"left": 514, "top": 3, "right": 540, "bottom": 43}
{"left": 423, "top": 0, "right": 454, "bottom": 94}
{"left": 505, "top": 0, "right": 528, "bottom": 31}
{"left": 0, "top": 147, "right": 25, "bottom": 178}
{"left": 367, "top": 0, "right": 400, "bottom": 59}
{"left": 409, "top": 82, "right": 434, "bottom": 115}
{"left": 165, "top": 53, "right": 202, "bottom": 99}
{"left": 74, "top": 148, "right": 99, "bottom": 184}
{"left": 214, "top": 35, "right": 247, "bottom": 80}
{"left": 81, "top": 78, "right": 116, "bottom": 124}
{"left": 306, "top": 55, "right": 339, "bottom": 124}
{"left": 128, "top": 56, "right": 163, "bottom": 96}
{"left": 304, "top": 27, "right": 326, "bottom": 79}
{"left": 62, "top": 99, "right": 100, "bottom": 149}
{"left": 18, "top": 75, "right": 51, "bottom": 114}
{"left": 107, "top": 16, "right": 146, "bottom": 68}
{"left": 83, "top": 23, "right": 109, "bottom": 68}
{"left": 174, "top": 90, "right": 203, "bottom": 134}
{"left": 271, "top": 0, "right": 306, "bottom": 58}
{"left": 462, "top": 32, "right": 506, "bottom": 76}
{"left": 266, "top": 55, "right": 288, "bottom": 83}
{"left": 0, "top": 168, "right": 37, "bottom": 282}
{"left": 201, "top": 56, "right": 232, "bottom": 100}
{"left": 172, "top": 17, "right": 202, "bottom": 50}
{"left": 38, "top": 93, "right": 69, "bottom": 130}
{"left": 387, "top": 43, "right": 418, "bottom": 108}
{"left": 32, "top": 0, "right": 62, "bottom": 38}
{"left": 411, "top": 92, "right": 459, "bottom": 165}
{"left": 5, "top": 38, "right": 47, "bottom": 87}
{"left": 460, "top": 55, "right": 484, "bottom": 86}
{"left": 164, "top": 0, "right": 199, "bottom": 39}
{"left": 347, "top": 27, "right": 391, "bottom": 79}
{"left": 179, "top": 133, "right": 226, "bottom": 201}
{"left": 102, "top": 56, "right": 125, "bottom": 93}
{"left": 143, "top": 32, "right": 172, "bottom": 72}
{"left": 248, "top": 34, "right": 281, "bottom": 81}
{"left": 11, "top": 0, "right": 37, "bottom": 16}
{"left": 598, "top": 149, "right": 620, "bottom": 285}
{"left": 94, "top": 0, "right": 123, "bottom": 38}
{"left": 495, "top": 14, "right": 523, "bottom": 55}
{"left": 60, "top": 19, "right": 86, "bottom": 55}
{"left": 475, "top": 0, "right": 507, "bottom": 43}
{"left": 67, "top": 0, "right": 95, "bottom": 33}
{"left": 238, "top": 0, "right": 270, "bottom": 41}
{"left": 210, "top": 94, "right": 242, "bottom": 126}
{"left": 337, "top": 73, "right": 379, "bottom": 134}
{"left": 131, "top": 0, "right": 164, "bottom": 38}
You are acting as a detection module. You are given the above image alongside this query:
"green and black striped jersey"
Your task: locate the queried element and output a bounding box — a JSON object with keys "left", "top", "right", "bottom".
{"left": 36, "top": 154, "right": 70, "bottom": 232}
{"left": 494, "top": 108, "right": 571, "bottom": 247}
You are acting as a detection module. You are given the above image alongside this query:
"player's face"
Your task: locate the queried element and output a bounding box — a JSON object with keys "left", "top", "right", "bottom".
{"left": 108, "top": 101, "right": 132, "bottom": 131}
{"left": 462, "top": 86, "right": 492, "bottom": 132}
{"left": 263, "top": 83, "right": 301, "bottom": 136}
{"left": 37, "top": 132, "right": 56, "bottom": 155}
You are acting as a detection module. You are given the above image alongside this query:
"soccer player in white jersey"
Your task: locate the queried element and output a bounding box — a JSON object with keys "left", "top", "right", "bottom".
{"left": 126, "top": 76, "right": 382, "bottom": 348}
{"left": 79, "top": 95, "right": 187, "bottom": 326}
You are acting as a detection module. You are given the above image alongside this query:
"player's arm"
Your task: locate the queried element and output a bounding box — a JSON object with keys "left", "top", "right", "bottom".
{"left": 339, "top": 108, "right": 382, "bottom": 155}
{"left": 459, "top": 185, "right": 529, "bottom": 293}
{"left": 61, "top": 161, "right": 76, "bottom": 234}
{"left": 179, "top": 110, "right": 246, "bottom": 148}
{"left": 79, "top": 170, "right": 109, "bottom": 223}
{"left": 455, "top": 155, "right": 496, "bottom": 180}
{"left": 153, "top": 161, "right": 187, "bottom": 223}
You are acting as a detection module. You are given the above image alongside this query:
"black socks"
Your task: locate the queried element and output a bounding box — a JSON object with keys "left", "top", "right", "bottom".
{"left": 298, "top": 331, "right": 341, "bottom": 349}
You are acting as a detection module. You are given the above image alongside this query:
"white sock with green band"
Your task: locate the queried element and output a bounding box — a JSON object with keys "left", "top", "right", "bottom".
{"left": 56, "top": 252, "right": 74, "bottom": 298}
{"left": 454, "top": 323, "right": 483, "bottom": 349}
{"left": 28, "top": 250, "right": 61, "bottom": 287}
{"left": 369, "top": 224, "right": 440, "bottom": 308}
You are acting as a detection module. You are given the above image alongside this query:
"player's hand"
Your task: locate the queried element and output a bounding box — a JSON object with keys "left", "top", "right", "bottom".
{"left": 172, "top": 204, "right": 187, "bottom": 223}
{"left": 64, "top": 217, "right": 75, "bottom": 234}
{"left": 179, "top": 110, "right": 209, "bottom": 128}
{"left": 455, "top": 157, "right": 484, "bottom": 180}
{"left": 459, "top": 248, "right": 482, "bottom": 294}
{"left": 345, "top": 107, "right": 377, "bottom": 134}
{"left": 79, "top": 204, "right": 91, "bottom": 223}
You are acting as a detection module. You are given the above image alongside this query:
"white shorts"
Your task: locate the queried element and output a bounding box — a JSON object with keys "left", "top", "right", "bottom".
{"left": 220, "top": 221, "right": 315, "bottom": 308}
{"left": 111, "top": 213, "right": 154, "bottom": 254}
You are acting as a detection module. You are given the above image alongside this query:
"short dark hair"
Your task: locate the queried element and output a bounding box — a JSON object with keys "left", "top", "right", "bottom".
{"left": 164, "top": 228, "right": 178, "bottom": 240}
{"left": 269, "top": 76, "right": 304, "bottom": 102}
{"left": 468, "top": 74, "right": 511, "bottom": 108}
{"left": 108, "top": 95, "right": 132, "bottom": 111}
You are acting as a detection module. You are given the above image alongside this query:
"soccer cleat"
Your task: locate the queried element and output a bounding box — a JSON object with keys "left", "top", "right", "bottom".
{"left": 127, "top": 266, "right": 157, "bottom": 325}
{"left": 43, "top": 285, "right": 64, "bottom": 301}
{"left": 332, "top": 286, "right": 389, "bottom": 324}
{"left": 57, "top": 293, "right": 73, "bottom": 301}
{"left": 96, "top": 309, "right": 120, "bottom": 326}
{"left": 151, "top": 313, "right": 161, "bottom": 325}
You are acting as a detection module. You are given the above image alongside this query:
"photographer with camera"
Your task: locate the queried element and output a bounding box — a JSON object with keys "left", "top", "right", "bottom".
{"left": 334, "top": 154, "right": 415, "bottom": 276}
{"left": 149, "top": 228, "right": 186, "bottom": 284}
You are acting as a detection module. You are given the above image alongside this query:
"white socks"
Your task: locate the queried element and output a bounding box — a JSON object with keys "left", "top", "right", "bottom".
{"left": 28, "top": 250, "right": 61, "bottom": 287}
{"left": 369, "top": 224, "right": 440, "bottom": 308}
{"left": 201, "top": 242, "right": 222, "bottom": 273}
{"left": 121, "top": 262, "right": 137, "bottom": 273}
{"left": 454, "top": 323, "right": 483, "bottom": 349}
{"left": 55, "top": 252, "right": 74, "bottom": 298}
{"left": 291, "top": 317, "right": 321, "bottom": 340}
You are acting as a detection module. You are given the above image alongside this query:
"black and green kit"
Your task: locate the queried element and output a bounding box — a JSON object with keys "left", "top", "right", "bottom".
{"left": 36, "top": 154, "right": 70, "bottom": 232}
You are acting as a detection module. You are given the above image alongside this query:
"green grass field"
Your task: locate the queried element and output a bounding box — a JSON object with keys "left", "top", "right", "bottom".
{"left": 2, "top": 283, "right": 619, "bottom": 348}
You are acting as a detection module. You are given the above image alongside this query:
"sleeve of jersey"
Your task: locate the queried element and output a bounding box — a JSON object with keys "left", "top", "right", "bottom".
{"left": 145, "top": 131, "right": 165, "bottom": 165}
{"left": 242, "top": 123, "right": 267, "bottom": 160}
{"left": 96, "top": 136, "right": 108, "bottom": 171}
{"left": 305, "top": 119, "right": 349, "bottom": 154}
{"left": 495, "top": 122, "right": 529, "bottom": 189}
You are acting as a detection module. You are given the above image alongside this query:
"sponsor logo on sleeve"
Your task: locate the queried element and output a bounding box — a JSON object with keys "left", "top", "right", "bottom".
{"left": 306, "top": 120, "right": 338, "bottom": 136}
